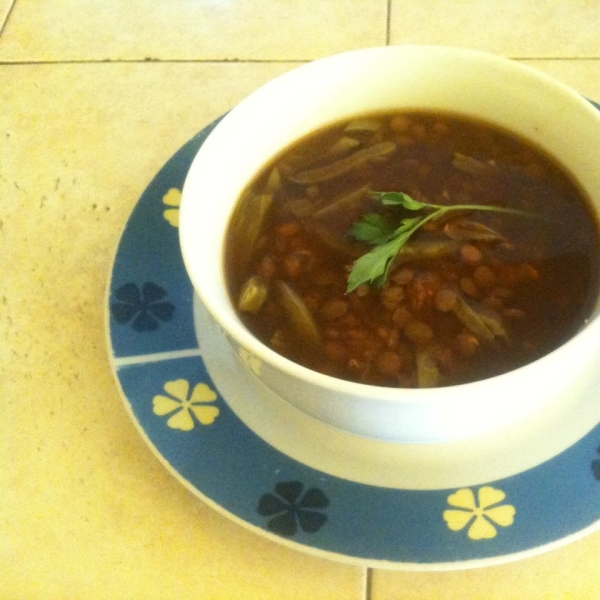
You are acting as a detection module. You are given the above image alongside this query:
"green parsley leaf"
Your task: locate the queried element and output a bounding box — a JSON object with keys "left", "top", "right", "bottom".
{"left": 346, "top": 218, "right": 422, "bottom": 292}
{"left": 346, "top": 236, "right": 405, "bottom": 292}
{"left": 372, "top": 191, "right": 428, "bottom": 211}
{"left": 346, "top": 190, "right": 535, "bottom": 293}
{"left": 394, "top": 216, "right": 423, "bottom": 235}
{"left": 348, "top": 213, "right": 395, "bottom": 245}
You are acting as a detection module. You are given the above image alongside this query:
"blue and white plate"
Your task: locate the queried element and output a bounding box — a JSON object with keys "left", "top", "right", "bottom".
{"left": 107, "top": 116, "right": 600, "bottom": 570}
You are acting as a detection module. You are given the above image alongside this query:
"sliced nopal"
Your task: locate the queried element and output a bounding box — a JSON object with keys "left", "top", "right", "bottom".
{"left": 276, "top": 281, "right": 321, "bottom": 346}
{"left": 290, "top": 141, "right": 397, "bottom": 184}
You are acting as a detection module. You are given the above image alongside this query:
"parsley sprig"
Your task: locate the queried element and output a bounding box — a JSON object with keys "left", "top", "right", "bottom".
{"left": 346, "top": 191, "right": 533, "bottom": 293}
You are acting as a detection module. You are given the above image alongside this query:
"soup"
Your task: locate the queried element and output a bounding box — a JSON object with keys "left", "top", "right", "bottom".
{"left": 225, "top": 111, "right": 600, "bottom": 388}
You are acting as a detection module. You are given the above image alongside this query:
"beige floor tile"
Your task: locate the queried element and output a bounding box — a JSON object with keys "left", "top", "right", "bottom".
{"left": 390, "top": 0, "right": 600, "bottom": 58}
{"left": 371, "top": 531, "right": 600, "bottom": 600}
{"left": 0, "top": 0, "right": 13, "bottom": 31}
{"left": 0, "top": 61, "right": 366, "bottom": 600}
{"left": 0, "top": 0, "right": 387, "bottom": 62}
{"left": 522, "top": 59, "right": 600, "bottom": 102}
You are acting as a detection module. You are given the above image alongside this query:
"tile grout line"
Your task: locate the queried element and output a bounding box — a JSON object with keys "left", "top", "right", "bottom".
{"left": 386, "top": 0, "right": 392, "bottom": 46}
{"left": 1, "top": 56, "right": 599, "bottom": 67}
{"left": 0, "top": 58, "right": 310, "bottom": 66}
{"left": 0, "top": 0, "right": 16, "bottom": 37}
{"left": 364, "top": 567, "right": 373, "bottom": 600}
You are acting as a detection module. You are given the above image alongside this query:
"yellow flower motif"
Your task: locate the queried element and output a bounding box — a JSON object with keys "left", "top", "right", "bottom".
{"left": 239, "top": 347, "right": 263, "bottom": 376}
{"left": 162, "top": 188, "right": 181, "bottom": 227}
{"left": 153, "top": 379, "right": 219, "bottom": 431}
{"left": 443, "top": 486, "right": 516, "bottom": 540}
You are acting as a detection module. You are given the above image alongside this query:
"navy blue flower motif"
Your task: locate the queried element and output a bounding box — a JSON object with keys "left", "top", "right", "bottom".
{"left": 257, "top": 481, "right": 329, "bottom": 537}
{"left": 110, "top": 282, "right": 175, "bottom": 332}
{"left": 592, "top": 445, "right": 600, "bottom": 480}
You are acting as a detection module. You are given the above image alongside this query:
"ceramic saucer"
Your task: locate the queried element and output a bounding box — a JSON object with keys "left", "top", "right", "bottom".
{"left": 107, "top": 115, "right": 600, "bottom": 570}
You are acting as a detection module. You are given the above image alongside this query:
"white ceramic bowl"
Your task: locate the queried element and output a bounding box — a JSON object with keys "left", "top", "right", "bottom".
{"left": 180, "top": 45, "right": 600, "bottom": 443}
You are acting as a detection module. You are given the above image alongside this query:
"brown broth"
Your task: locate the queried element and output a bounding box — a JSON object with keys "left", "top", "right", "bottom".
{"left": 225, "top": 111, "right": 600, "bottom": 387}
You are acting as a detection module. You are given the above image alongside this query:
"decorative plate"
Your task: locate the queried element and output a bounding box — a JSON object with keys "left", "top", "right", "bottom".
{"left": 107, "top": 114, "right": 600, "bottom": 570}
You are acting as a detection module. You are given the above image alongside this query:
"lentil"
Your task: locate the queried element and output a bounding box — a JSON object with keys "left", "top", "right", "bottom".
{"left": 404, "top": 321, "right": 434, "bottom": 345}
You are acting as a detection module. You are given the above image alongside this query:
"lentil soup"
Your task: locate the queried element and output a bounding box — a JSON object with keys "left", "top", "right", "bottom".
{"left": 225, "top": 111, "right": 600, "bottom": 388}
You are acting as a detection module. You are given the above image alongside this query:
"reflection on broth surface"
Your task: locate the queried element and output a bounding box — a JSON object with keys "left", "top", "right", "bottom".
{"left": 225, "top": 112, "right": 600, "bottom": 388}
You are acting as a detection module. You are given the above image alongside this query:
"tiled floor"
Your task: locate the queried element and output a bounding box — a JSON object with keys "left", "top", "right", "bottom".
{"left": 0, "top": 0, "right": 12, "bottom": 25}
{"left": 3, "top": 2, "right": 600, "bottom": 599}
{"left": 0, "top": 0, "right": 387, "bottom": 61}
{"left": 389, "top": 0, "right": 600, "bottom": 58}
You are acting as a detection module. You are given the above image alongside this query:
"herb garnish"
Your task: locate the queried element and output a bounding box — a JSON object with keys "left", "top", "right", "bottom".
{"left": 346, "top": 191, "right": 533, "bottom": 292}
